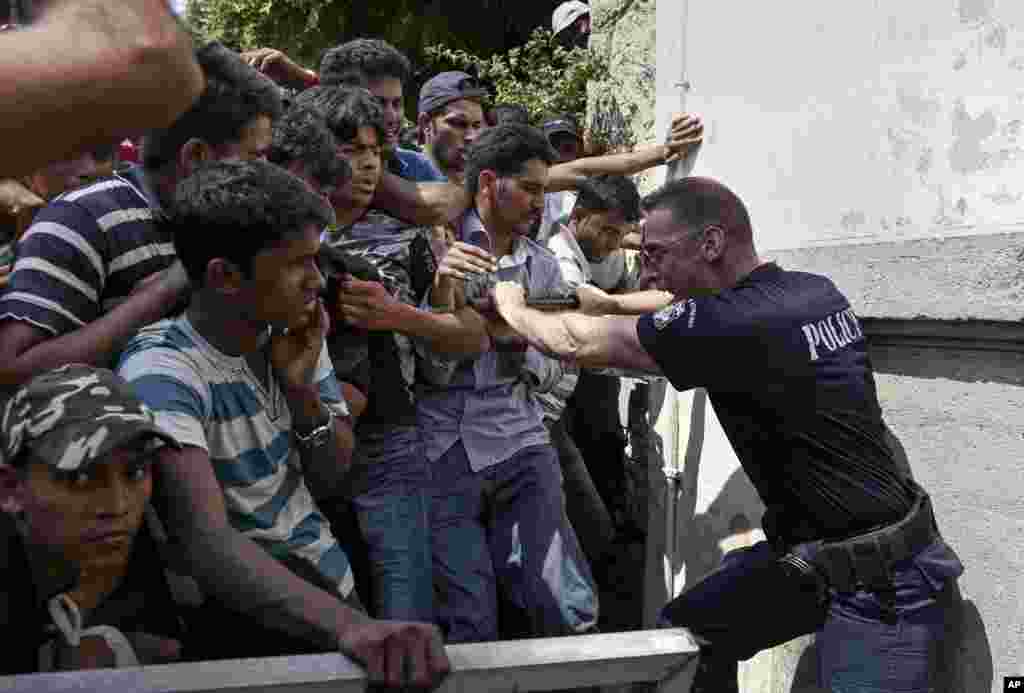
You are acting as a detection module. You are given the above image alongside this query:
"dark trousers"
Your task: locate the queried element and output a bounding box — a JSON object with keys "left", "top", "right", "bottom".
{"left": 661, "top": 539, "right": 963, "bottom": 693}
{"left": 547, "top": 416, "right": 616, "bottom": 568}
{"left": 430, "top": 442, "right": 599, "bottom": 643}
{"left": 566, "top": 372, "right": 629, "bottom": 522}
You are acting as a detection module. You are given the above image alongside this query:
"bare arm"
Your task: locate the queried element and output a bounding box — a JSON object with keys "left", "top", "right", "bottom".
{"left": 546, "top": 113, "right": 704, "bottom": 193}
{"left": 373, "top": 171, "right": 470, "bottom": 227}
{"left": 492, "top": 281, "right": 661, "bottom": 373}
{"left": 577, "top": 284, "right": 675, "bottom": 316}
{"left": 155, "top": 445, "right": 368, "bottom": 649}
{"left": 0, "top": 0, "right": 203, "bottom": 179}
{"left": 0, "top": 265, "right": 188, "bottom": 388}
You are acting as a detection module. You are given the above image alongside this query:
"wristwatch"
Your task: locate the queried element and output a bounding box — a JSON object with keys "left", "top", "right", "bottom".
{"left": 294, "top": 407, "right": 335, "bottom": 450}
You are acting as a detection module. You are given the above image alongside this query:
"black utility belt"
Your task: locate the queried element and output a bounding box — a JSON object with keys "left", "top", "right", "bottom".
{"left": 810, "top": 487, "right": 937, "bottom": 594}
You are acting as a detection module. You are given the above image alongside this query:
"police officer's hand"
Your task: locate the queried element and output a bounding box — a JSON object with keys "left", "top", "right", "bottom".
{"left": 338, "top": 620, "right": 450, "bottom": 690}
{"left": 665, "top": 113, "right": 704, "bottom": 163}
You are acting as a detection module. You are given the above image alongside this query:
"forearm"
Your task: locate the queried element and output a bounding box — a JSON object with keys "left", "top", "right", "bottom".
{"left": 0, "top": 282, "right": 181, "bottom": 386}
{"left": 285, "top": 385, "right": 355, "bottom": 497}
{"left": 388, "top": 302, "right": 490, "bottom": 357}
{"left": 500, "top": 306, "right": 585, "bottom": 362}
{"left": 0, "top": 0, "right": 203, "bottom": 179}
{"left": 609, "top": 290, "right": 675, "bottom": 315}
{"left": 373, "top": 172, "right": 469, "bottom": 226}
{"left": 183, "top": 524, "right": 368, "bottom": 649}
{"left": 546, "top": 145, "right": 668, "bottom": 193}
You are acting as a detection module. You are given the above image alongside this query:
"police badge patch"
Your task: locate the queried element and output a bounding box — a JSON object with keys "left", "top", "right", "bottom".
{"left": 653, "top": 300, "right": 689, "bottom": 330}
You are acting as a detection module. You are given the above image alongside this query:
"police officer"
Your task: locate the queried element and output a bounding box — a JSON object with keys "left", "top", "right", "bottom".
{"left": 488, "top": 176, "right": 964, "bottom": 692}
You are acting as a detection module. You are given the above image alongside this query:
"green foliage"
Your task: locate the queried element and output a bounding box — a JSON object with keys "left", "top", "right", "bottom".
{"left": 423, "top": 29, "right": 608, "bottom": 127}
{"left": 184, "top": 1, "right": 638, "bottom": 151}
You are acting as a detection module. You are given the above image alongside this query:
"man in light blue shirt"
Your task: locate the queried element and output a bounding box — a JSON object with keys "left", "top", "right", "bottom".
{"left": 418, "top": 123, "right": 599, "bottom": 643}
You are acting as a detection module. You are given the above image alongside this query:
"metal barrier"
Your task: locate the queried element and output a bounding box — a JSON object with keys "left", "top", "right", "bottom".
{"left": 0, "top": 629, "right": 699, "bottom": 693}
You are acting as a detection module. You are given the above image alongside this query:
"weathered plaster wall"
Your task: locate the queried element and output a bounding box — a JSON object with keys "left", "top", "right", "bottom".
{"left": 680, "top": 0, "right": 1024, "bottom": 251}
{"left": 638, "top": 0, "right": 1024, "bottom": 691}
{"left": 589, "top": 0, "right": 659, "bottom": 188}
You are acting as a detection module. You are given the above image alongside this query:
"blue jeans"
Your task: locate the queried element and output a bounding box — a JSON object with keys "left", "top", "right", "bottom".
{"left": 661, "top": 539, "right": 962, "bottom": 693}
{"left": 345, "top": 426, "right": 434, "bottom": 623}
{"left": 430, "top": 442, "right": 599, "bottom": 643}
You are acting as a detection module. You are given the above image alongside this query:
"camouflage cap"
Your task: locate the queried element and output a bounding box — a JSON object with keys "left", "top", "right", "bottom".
{"left": 0, "top": 364, "right": 179, "bottom": 471}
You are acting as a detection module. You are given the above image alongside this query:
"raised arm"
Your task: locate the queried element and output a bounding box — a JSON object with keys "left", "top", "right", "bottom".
{"left": 0, "top": 0, "right": 203, "bottom": 179}
{"left": 373, "top": 171, "right": 471, "bottom": 227}
{"left": 546, "top": 114, "right": 703, "bottom": 193}
{"left": 491, "top": 281, "right": 660, "bottom": 373}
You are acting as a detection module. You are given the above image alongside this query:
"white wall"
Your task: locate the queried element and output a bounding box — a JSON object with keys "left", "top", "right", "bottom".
{"left": 677, "top": 0, "right": 1024, "bottom": 251}
{"left": 652, "top": 1, "right": 1024, "bottom": 690}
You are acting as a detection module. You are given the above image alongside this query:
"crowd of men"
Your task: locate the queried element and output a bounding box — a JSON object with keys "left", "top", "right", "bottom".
{"left": 0, "top": 2, "right": 965, "bottom": 692}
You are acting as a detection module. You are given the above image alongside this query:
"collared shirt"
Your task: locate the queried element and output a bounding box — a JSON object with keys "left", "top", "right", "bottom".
{"left": 389, "top": 148, "right": 446, "bottom": 183}
{"left": 417, "top": 210, "right": 572, "bottom": 470}
{"left": 0, "top": 166, "right": 172, "bottom": 337}
{"left": 118, "top": 315, "right": 355, "bottom": 596}
{"left": 534, "top": 224, "right": 589, "bottom": 421}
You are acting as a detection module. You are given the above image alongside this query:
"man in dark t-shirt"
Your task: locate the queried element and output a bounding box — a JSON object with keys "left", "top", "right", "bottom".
{"left": 490, "top": 176, "right": 963, "bottom": 693}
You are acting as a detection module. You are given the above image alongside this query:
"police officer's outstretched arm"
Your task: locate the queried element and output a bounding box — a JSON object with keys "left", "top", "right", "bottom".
{"left": 0, "top": 0, "right": 204, "bottom": 179}
{"left": 491, "top": 280, "right": 661, "bottom": 373}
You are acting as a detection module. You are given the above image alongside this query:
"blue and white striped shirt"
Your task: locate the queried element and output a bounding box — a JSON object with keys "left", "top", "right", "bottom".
{"left": 118, "top": 315, "right": 354, "bottom": 596}
{"left": 0, "top": 168, "right": 174, "bottom": 337}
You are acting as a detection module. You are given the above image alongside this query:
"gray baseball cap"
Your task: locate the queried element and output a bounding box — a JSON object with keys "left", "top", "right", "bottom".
{"left": 418, "top": 71, "right": 488, "bottom": 116}
{"left": 0, "top": 364, "right": 179, "bottom": 471}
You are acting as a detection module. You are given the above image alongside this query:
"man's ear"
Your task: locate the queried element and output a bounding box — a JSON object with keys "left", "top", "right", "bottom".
{"left": 701, "top": 225, "right": 726, "bottom": 261}
{"left": 177, "top": 138, "right": 214, "bottom": 179}
{"left": 0, "top": 465, "right": 26, "bottom": 515}
{"left": 205, "top": 258, "right": 244, "bottom": 296}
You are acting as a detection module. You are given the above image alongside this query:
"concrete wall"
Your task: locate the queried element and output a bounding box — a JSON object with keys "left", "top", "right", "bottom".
{"left": 636, "top": 0, "right": 1024, "bottom": 691}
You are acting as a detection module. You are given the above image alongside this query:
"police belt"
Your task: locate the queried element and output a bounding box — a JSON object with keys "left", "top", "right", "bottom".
{"left": 809, "top": 484, "right": 937, "bottom": 594}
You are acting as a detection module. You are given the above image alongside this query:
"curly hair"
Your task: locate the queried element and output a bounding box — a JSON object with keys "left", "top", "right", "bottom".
{"left": 268, "top": 103, "right": 350, "bottom": 191}
{"left": 320, "top": 39, "right": 412, "bottom": 87}
{"left": 292, "top": 86, "right": 386, "bottom": 145}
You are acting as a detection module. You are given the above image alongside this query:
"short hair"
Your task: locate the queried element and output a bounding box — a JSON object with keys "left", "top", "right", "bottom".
{"left": 464, "top": 123, "right": 556, "bottom": 198}
{"left": 143, "top": 42, "right": 283, "bottom": 171}
{"left": 487, "top": 103, "right": 531, "bottom": 127}
{"left": 292, "top": 86, "right": 386, "bottom": 145}
{"left": 268, "top": 103, "right": 351, "bottom": 190}
{"left": 169, "top": 160, "right": 335, "bottom": 285}
{"left": 320, "top": 39, "right": 411, "bottom": 87}
{"left": 641, "top": 177, "right": 753, "bottom": 241}
{"left": 573, "top": 175, "right": 642, "bottom": 223}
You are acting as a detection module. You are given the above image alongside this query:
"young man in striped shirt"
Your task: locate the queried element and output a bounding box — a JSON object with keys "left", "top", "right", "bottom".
{"left": 117, "top": 160, "right": 449, "bottom": 686}
{"left": 0, "top": 42, "right": 281, "bottom": 390}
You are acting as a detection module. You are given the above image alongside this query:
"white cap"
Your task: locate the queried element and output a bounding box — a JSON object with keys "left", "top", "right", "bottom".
{"left": 552, "top": 1, "right": 590, "bottom": 37}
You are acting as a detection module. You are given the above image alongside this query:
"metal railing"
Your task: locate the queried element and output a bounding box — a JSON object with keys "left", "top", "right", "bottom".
{"left": 0, "top": 629, "right": 699, "bottom": 693}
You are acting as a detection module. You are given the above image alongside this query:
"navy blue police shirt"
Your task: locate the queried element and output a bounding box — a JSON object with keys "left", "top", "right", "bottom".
{"left": 637, "top": 263, "right": 913, "bottom": 543}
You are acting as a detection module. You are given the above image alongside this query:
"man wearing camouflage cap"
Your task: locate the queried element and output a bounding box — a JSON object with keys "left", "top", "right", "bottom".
{"left": 0, "top": 364, "right": 185, "bottom": 674}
